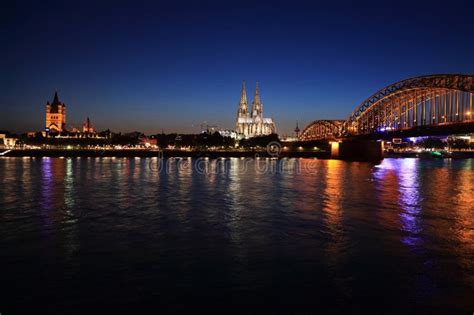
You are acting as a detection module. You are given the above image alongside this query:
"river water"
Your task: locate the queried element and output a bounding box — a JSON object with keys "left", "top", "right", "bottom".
{"left": 0, "top": 157, "right": 473, "bottom": 313}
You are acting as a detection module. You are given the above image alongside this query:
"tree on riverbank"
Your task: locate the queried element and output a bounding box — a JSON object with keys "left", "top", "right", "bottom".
{"left": 418, "top": 137, "right": 446, "bottom": 149}
{"left": 155, "top": 132, "right": 235, "bottom": 149}
{"left": 238, "top": 134, "right": 279, "bottom": 148}
{"left": 447, "top": 138, "right": 470, "bottom": 150}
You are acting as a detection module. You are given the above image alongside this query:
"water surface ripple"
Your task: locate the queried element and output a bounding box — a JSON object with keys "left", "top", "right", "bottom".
{"left": 0, "top": 157, "right": 473, "bottom": 313}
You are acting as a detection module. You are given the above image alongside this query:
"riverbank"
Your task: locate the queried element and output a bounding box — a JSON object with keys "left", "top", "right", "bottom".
{"left": 1, "top": 149, "right": 473, "bottom": 159}
{"left": 0, "top": 149, "right": 330, "bottom": 159}
{"left": 384, "top": 151, "right": 474, "bottom": 159}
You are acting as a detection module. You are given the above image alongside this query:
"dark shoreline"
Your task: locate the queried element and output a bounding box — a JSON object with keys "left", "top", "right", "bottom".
{"left": 1, "top": 149, "right": 474, "bottom": 159}
{"left": 0, "top": 149, "right": 330, "bottom": 159}
{"left": 384, "top": 151, "right": 474, "bottom": 159}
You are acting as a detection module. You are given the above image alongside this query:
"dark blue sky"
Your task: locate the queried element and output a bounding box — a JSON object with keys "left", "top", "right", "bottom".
{"left": 2, "top": 0, "right": 473, "bottom": 134}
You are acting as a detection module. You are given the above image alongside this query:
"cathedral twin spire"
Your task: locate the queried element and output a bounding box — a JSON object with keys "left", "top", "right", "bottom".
{"left": 235, "top": 81, "right": 276, "bottom": 137}
{"left": 238, "top": 81, "right": 262, "bottom": 118}
{"left": 251, "top": 81, "right": 262, "bottom": 118}
{"left": 238, "top": 81, "right": 248, "bottom": 116}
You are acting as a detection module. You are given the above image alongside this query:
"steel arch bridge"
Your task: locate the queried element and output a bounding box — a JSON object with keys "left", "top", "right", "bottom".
{"left": 299, "top": 120, "right": 345, "bottom": 141}
{"left": 346, "top": 74, "right": 474, "bottom": 135}
{"left": 299, "top": 74, "right": 474, "bottom": 141}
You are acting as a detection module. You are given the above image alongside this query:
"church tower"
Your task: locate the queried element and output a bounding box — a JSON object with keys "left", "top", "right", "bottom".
{"left": 236, "top": 81, "right": 251, "bottom": 135}
{"left": 251, "top": 81, "right": 263, "bottom": 119}
{"left": 235, "top": 81, "right": 275, "bottom": 138}
{"left": 45, "top": 91, "right": 67, "bottom": 133}
{"left": 237, "top": 81, "right": 249, "bottom": 118}
{"left": 83, "top": 117, "right": 94, "bottom": 134}
{"left": 251, "top": 82, "right": 264, "bottom": 135}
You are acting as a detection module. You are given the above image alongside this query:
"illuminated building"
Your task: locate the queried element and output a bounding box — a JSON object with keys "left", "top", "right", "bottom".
{"left": 139, "top": 135, "right": 158, "bottom": 147}
{"left": 45, "top": 91, "right": 67, "bottom": 132}
{"left": 0, "top": 134, "right": 18, "bottom": 147}
{"left": 235, "top": 81, "right": 276, "bottom": 138}
{"left": 83, "top": 117, "right": 94, "bottom": 133}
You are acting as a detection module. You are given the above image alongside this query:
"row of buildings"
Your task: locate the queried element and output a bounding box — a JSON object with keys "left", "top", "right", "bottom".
{"left": 2, "top": 91, "right": 99, "bottom": 148}
{"left": 45, "top": 82, "right": 278, "bottom": 139}
{"left": 2, "top": 83, "right": 279, "bottom": 148}
{"left": 45, "top": 91, "right": 97, "bottom": 136}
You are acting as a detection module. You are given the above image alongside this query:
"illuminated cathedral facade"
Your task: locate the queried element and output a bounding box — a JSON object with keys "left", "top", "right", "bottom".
{"left": 235, "top": 81, "right": 276, "bottom": 138}
{"left": 45, "top": 91, "right": 66, "bottom": 132}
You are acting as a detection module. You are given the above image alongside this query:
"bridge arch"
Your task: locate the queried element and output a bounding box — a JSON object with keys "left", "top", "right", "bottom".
{"left": 299, "top": 120, "right": 345, "bottom": 141}
{"left": 345, "top": 74, "right": 474, "bottom": 135}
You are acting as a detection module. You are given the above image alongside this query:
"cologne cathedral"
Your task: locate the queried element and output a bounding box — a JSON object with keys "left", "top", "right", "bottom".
{"left": 235, "top": 81, "right": 276, "bottom": 138}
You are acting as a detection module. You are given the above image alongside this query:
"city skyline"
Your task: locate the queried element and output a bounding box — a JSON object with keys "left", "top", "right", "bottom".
{"left": 2, "top": 0, "right": 474, "bottom": 135}
{"left": 1, "top": 1, "right": 474, "bottom": 313}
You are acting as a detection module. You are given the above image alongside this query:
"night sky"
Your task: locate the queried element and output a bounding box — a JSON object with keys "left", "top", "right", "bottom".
{"left": 2, "top": 0, "right": 473, "bottom": 135}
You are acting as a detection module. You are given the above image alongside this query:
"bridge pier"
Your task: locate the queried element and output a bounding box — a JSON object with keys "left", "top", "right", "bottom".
{"left": 331, "top": 140, "right": 383, "bottom": 161}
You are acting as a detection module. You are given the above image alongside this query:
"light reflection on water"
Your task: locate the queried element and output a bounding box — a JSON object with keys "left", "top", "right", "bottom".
{"left": 374, "top": 158, "right": 424, "bottom": 247}
{"left": 0, "top": 157, "right": 473, "bottom": 313}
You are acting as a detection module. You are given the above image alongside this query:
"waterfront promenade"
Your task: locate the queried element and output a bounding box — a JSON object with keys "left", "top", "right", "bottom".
{"left": 2, "top": 148, "right": 474, "bottom": 159}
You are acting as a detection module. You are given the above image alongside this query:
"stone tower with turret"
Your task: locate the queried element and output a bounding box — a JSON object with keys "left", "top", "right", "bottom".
{"left": 45, "top": 91, "right": 67, "bottom": 132}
